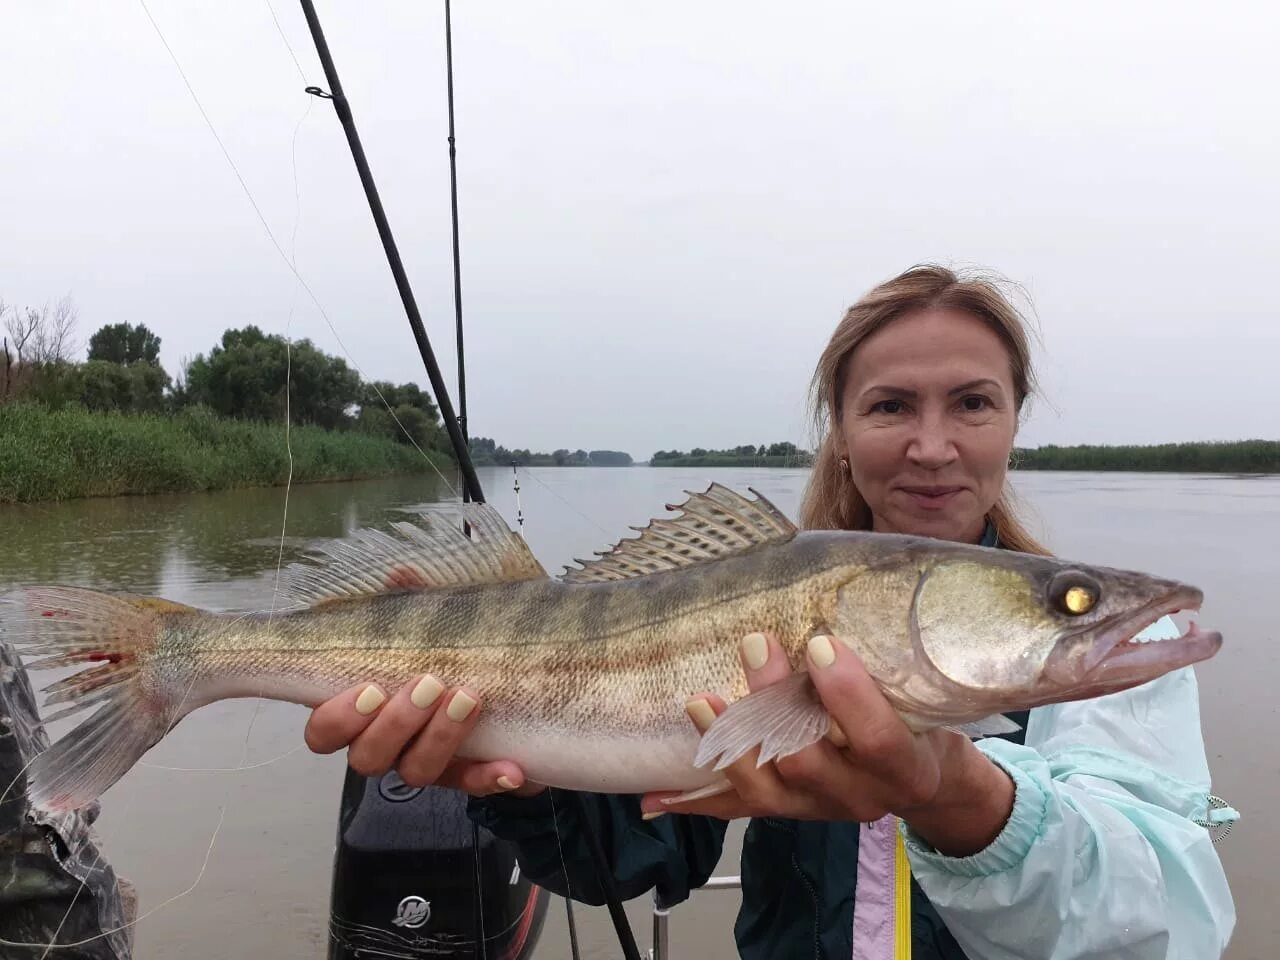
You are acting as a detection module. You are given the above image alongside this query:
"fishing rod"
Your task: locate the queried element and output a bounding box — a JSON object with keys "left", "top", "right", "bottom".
{"left": 444, "top": 0, "right": 467, "bottom": 455}
{"left": 296, "top": 0, "right": 482, "bottom": 506}
{"left": 294, "top": 5, "right": 643, "bottom": 958}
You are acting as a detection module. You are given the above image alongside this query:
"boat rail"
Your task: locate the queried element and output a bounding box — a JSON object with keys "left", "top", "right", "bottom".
{"left": 648, "top": 875, "right": 742, "bottom": 960}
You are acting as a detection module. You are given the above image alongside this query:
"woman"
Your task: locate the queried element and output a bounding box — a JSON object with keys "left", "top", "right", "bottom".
{"left": 305, "top": 265, "right": 1235, "bottom": 958}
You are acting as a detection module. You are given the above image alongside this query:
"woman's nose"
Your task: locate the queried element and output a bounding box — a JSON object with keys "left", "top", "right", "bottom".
{"left": 907, "top": 417, "right": 957, "bottom": 469}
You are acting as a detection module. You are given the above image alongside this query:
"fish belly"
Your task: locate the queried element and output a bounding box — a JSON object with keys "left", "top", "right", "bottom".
{"left": 460, "top": 721, "right": 715, "bottom": 794}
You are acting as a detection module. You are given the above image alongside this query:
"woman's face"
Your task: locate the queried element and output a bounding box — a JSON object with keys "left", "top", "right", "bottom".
{"left": 837, "top": 308, "right": 1019, "bottom": 544}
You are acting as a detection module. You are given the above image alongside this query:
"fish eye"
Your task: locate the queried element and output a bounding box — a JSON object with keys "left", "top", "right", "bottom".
{"left": 1049, "top": 571, "right": 1101, "bottom": 616}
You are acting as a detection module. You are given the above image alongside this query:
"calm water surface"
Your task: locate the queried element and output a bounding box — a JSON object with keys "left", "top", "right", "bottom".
{"left": 0, "top": 467, "right": 1273, "bottom": 959}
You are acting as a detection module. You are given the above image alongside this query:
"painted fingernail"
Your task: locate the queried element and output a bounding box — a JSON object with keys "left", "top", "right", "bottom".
{"left": 685, "top": 698, "right": 716, "bottom": 733}
{"left": 446, "top": 690, "right": 477, "bottom": 722}
{"left": 355, "top": 684, "right": 386, "bottom": 715}
{"left": 496, "top": 775, "right": 518, "bottom": 791}
{"left": 642, "top": 811, "right": 666, "bottom": 821}
{"left": 828, "top": 718, "right": 848, "bottom": 747}
{"left": 741, "top": 632, "right": 769, "bottom": 671}
{"left": 808, "top": 635, "right": 836, "bottom": 669}
{"left": 410, "top": 675, "right": 445, "bottom": 709}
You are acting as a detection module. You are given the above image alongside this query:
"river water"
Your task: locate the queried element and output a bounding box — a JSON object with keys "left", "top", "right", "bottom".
{"left": 0, "top": 466, "right": 1272, "bottom": 959}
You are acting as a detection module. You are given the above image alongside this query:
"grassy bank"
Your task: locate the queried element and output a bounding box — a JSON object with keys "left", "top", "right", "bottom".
{"left": 0, "top": 404, "right": 452, "bottom": 503}
{"left": 1013, "top": 440, "right": 1280, "bottom": 473}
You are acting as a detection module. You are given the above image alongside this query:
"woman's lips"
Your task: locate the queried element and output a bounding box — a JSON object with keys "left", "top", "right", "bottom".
{"left": 896, "top": 485, "right": 966, "bottom": 509}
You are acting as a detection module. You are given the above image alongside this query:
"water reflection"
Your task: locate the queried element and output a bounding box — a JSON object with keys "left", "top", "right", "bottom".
{"left": 0, "top": 473, "right": 457, "bottom": 609}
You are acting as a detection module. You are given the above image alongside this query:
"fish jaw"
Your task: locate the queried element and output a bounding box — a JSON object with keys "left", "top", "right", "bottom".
{"left": 1041, "top": 585, "right": 1221, "bottom": 695}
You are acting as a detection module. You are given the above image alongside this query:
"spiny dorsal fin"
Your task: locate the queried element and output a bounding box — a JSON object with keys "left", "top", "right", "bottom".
{"left": 560, "top": 483, "right": 797, "bottom": 583}
{"left": 283, "top": 503, "right": 547, "bottom": 606}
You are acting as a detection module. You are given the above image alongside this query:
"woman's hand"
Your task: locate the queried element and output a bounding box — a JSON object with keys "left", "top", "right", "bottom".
{"left": 640, "top": 633, "right": 1015, "bottom": 857}
{"left": 304, "top": 676, "right": 544, "bottom": 798}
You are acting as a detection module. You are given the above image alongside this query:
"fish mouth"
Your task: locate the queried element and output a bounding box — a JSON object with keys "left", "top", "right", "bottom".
{"left": 1043, "top": 585, "right": 1222, "bottom": 689}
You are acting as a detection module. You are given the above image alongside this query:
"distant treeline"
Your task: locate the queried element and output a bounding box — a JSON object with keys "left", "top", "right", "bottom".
{"left": 469, "top": 437, "right": 633, "bottom": 467}
{"left": 650, "top": 442, "right": 814, "bottom": 468}
{"left": 1014, "top": 441, "right": 1280, "bottom": 473}
{"left": 0, "top": 298, "right": 454, "bottom": 457}
{"left": 0, "top": 296, "right": 466, "bottom": 501}
{"left": 648, "top": 439, "right": 1280, "bottom": 474}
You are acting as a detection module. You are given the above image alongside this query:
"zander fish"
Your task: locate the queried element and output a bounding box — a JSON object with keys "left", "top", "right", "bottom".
{"left": 1, "top": 484, "right": 1221, "bottom": 812}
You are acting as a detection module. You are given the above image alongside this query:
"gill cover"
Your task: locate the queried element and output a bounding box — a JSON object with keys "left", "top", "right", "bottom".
{"left": 912, "top": 560, "right": 1063, "bottom": 690}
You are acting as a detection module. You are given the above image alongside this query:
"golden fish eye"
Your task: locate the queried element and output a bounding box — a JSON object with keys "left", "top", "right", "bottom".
{"left": 1064, "top": 585, "right": 1096, "bottom": 615}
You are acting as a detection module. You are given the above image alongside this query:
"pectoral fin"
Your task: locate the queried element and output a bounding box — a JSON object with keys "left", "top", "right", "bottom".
{"left": 693, "top": 673, "right": 830, "bottom": 771}
{"left": 659, "top": 779, "right": 735, "bottom": 806}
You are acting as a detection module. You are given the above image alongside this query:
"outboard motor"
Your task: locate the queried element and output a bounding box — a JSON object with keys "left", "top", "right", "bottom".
{"left": 328, "top": 769, "right": 548, "bottom": 959}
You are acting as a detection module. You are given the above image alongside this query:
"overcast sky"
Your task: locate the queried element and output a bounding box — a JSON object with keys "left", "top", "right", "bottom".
{"left": 4, "top": 1, "right": 1277, "bottom": 460}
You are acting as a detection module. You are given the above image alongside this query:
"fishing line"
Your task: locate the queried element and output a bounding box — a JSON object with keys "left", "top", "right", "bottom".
{"left": 518, "top": 467, "right": 615, "bottom": 538}
{"left": 506, "top": 474, "right": 584, "bottom": 960}
{"left": 139, "top": 744, "right": 306, "bottom": 773}
{"left": 240, "top": 79, "right": 316, "bottom": 774}
{"left": 0, "top": 608, "right": 247, "bottom": 953}
{"left": 3, "top": 8, "right": 438, "bottom": 953}
{"left": 133, "top": 5, "right": 643, "bottom": 958}
{"left": 33, "top": 847, "right": 98, "bottom": 960}
{"left": 0, "top": 805, "right": 229, "bottom": 953}
{"left": 264, "top": 0, "right": 309, "bottom": 84}
{"left": 134, "top": 0, "right": 460, "bottom": 500}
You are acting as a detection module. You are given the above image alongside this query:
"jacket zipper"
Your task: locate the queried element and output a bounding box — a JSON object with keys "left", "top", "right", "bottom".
{"left": 764, "top": 818, "right": 823, "bottom": 959}
{"left": 790, "top": 852, "right": 822, "bottom": 960}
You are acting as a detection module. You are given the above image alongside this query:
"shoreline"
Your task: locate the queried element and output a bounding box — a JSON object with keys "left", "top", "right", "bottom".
{"left": 0, "top": 404, "right": 452, "bottom": 505}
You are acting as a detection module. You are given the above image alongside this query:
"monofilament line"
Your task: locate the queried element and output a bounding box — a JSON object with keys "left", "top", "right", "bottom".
{"left": 135, "top": 0, "right": 459, "bottom": 498}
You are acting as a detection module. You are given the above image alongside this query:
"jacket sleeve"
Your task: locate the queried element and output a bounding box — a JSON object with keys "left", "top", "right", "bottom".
{"left": 901, "top": 615, "right": 1237, "bottom": 960}
{"left": 467, "top": 788, "right": 729, "bottom": 909}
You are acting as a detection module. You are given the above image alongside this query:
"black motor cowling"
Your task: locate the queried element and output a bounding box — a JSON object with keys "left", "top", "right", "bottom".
{"left": 328, "top": 769, "right": 548, "bottom": 959}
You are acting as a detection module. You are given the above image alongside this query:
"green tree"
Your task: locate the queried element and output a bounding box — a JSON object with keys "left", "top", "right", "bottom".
{"left": 87, "top": 323, "right": 162, "bottom": 366}
{"left": 588, "top": 449, "right": 633, "bottom": 466}
{"left": 77, "top": 360, "right": 169, "bottom": 413}
{"left": 356, "top": 381, "right": 446, "bottom": 450}
{"left": 184, "top": 327, "right": 360, "bottom": 428}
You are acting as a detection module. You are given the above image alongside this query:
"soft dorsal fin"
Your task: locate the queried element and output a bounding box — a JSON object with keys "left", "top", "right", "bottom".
{"left": 283, "top": 503, "right": 547, "bottom": 606}
{"left": 560, "top": 483, "right": 797, "bottom": 583}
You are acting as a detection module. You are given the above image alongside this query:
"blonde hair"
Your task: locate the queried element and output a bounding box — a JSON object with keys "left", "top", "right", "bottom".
{"left": 799, "top": 264, "right": 1050, "bottom": 555}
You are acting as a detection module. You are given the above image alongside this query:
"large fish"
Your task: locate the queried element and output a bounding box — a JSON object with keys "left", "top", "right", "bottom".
{"left": 2, "top": 484, "right": 1221, "bottom": 813}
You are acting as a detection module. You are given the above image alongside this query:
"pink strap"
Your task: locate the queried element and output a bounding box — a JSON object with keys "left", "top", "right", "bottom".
{"left": 851, "top": 815, "right": 897, "bottom": 960}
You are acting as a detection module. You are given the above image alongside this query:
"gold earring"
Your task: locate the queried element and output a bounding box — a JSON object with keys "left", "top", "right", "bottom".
{"left": 838, "top": 457, "right": 849, "bottom": 473}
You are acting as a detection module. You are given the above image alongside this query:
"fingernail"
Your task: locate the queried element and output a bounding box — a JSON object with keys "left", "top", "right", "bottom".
{"left": 828, "top": 718, "right": 848, "bottom": 747}
{"left": 446, "top": 690, "right": 477, "bottom": 722}
{"left": 496, "top": 775, "right": 518, "bottom": 791}
{"left": 808, "top": 635, "right": 836, "bottom": 669}
{"left": 355, "top": 684, "right": 386, "bottom": 715}
{"left": 741, "top": 632, "right": 769, "bottom": 671}
{"left": 410, "top": 675, "right": 445, "bottom": 709}
{"left": 642, "top": 811, "right": 666, "bottom": 821}
{"left": 685, "top": 698, "right": 716, "bottom": 732}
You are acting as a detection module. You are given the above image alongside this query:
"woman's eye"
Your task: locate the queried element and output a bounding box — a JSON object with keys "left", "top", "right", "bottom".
{"left": 959, "top": 395, "right": 990, "bottom": 412}
{"left": 871, "top": 399, "right": 905, "bottom": 415}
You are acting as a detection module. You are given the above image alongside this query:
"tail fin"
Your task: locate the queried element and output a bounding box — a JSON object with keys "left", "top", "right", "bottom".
{"left": 2, "top": 586, "right": 198, "bottom": 813}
